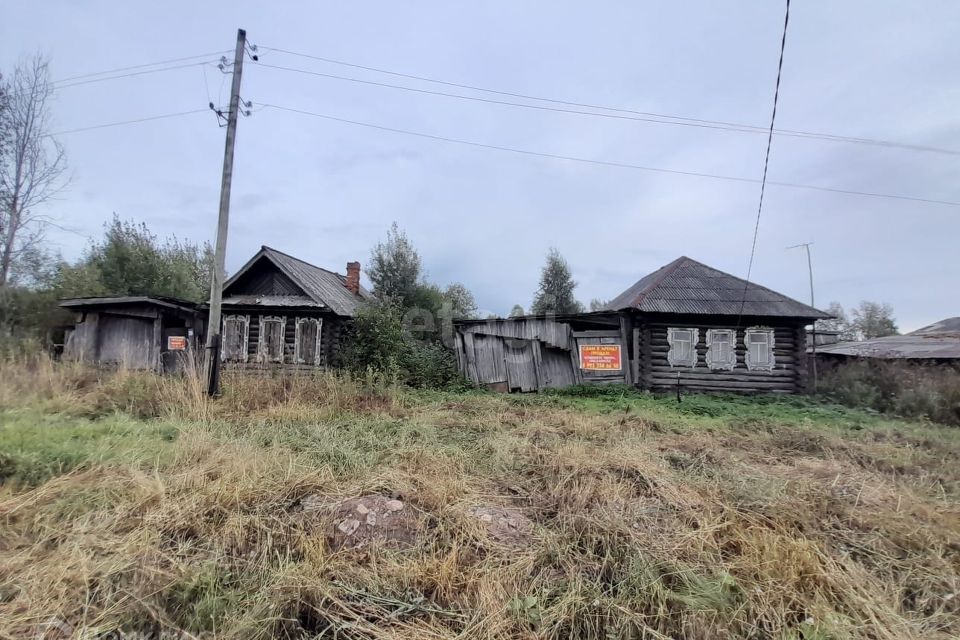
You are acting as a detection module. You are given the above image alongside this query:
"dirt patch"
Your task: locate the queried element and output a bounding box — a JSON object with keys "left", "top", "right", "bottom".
{"left": 300, "top": 494, "right": 419, "bottom": 550}
{"left": 468, "top": 505, "right": 533, "bottom": 547}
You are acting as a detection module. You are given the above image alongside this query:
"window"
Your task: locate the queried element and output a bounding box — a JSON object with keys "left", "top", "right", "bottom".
{"left": 258, "top": 315, "right": 286, "bottom": 363}
{"left": 295, "top": 317, "right": 323, "bottom": 365}
{"left": 221, "top": 315, "right": 249, "bottom": 362}
{"left": 667, "top": 328, "right": 698, "bottom": 367}
{"left": 744, "top": 328, "right": 775, "bottom": 371}
{"left": 706, "top": 329, "right": 736, "bottom": 370}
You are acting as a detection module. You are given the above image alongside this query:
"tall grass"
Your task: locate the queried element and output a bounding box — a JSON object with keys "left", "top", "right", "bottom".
{"left": 1, "top": 356, "right": 959, "bottom": 638}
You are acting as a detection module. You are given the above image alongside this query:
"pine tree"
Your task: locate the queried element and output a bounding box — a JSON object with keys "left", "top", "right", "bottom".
{"left": 531, "top": 248, "right": 584, "bottom": 315}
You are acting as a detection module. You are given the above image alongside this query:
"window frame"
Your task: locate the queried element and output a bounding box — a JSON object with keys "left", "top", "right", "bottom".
{"left": 705, "top": 329, "right": 737, "bottom": 371}
{"left": 744, "top": 327, "right": 776, "bottom": 371}
{"left": 666, "top": 327, "right": 699, "bottom": 368}
{"left": 258, "top": 315, "right": 286, "bottom": 364}
{"left": 294, "top": 317, "right": 323, "bottom": 365}
{"left": 221, "top": 314, "right": 249, "bottom": 363}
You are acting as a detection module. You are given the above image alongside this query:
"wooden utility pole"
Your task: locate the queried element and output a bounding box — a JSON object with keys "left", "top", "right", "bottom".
{"left": 787, "top": 242, "right": 817, "bottom": 391}
{"left": 205, "top": 28, "right": 247, "bottom": 396}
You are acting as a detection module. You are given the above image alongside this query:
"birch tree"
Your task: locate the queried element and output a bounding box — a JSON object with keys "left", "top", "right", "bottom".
{"left": 0, "top": 55, "right": 67, "bottom": 287}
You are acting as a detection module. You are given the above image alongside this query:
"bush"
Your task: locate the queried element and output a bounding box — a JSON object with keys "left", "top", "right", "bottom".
{"left": 819, "top": 359, "right": 960, "bottom": 425}
{"left": 338, "top": 301, "right": 463, "bottom": 389}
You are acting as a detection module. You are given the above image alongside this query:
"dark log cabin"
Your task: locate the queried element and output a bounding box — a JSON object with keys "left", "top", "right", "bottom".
{"left": 454, "top": 257, "right": 829, "bottom": 394}
{"left": 217, "top": 246, "right": 374, "bottom": 369}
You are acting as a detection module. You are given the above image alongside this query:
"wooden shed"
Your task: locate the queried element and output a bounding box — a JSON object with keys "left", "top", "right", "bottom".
{"left": 454, "top": 256, "right": 829, "bottom": 394}
{"left": 60, "top": 296, "right": 202, "bottom": 373}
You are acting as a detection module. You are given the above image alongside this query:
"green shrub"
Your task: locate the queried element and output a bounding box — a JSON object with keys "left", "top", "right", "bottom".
{"left": 338, "top": 301, "right": 463, "bottom": 389}
{"left": 820, "top": 360, "right": 960, "bottom": 425}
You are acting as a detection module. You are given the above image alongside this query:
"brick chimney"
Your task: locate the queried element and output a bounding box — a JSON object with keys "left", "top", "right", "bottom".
{"left": 345, "top": 261, "right": 361, "bottom": 295}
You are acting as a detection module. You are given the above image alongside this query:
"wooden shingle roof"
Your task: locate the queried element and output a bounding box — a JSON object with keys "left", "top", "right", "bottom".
{"left": 223, "top": 246, "right": 374, "bottom": 316}
{"left": 602, "top": 256, "right": 829, "bottom": 319}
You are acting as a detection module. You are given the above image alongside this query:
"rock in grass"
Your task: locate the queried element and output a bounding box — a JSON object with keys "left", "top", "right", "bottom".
{"left": 328, "top": 495, "right": 418, "bottom": 550}
{"left": 468, "top": 505, "right": 533, "bottom": 547}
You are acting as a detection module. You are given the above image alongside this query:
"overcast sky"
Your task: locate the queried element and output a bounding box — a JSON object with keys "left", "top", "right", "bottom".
{"left": 2, "top": 1, "right": 958, "bottom": 330}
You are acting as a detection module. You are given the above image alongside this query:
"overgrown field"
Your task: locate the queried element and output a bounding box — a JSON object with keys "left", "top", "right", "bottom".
{"left": 1, "top": 358, "right": 959, "bottom": 639}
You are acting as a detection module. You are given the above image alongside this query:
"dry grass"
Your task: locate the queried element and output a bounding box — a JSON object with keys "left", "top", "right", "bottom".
{"left": 1, "top": 355, "right": 959, "bottom": 639}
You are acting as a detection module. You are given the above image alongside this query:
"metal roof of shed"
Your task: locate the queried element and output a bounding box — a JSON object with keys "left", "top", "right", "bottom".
{"left": 602, "top": 256, "right": 829, "bottom": 319}
{"left": 815, "top": 317, "right": 960, "bottom": 359}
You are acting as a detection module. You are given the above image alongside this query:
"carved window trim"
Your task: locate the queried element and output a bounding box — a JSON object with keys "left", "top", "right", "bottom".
{"left": 667, "top": 327, "right": 699, "bottom": 368}
{"left": 705, "top": 329, "right": 736, "bottom": 370}
{"left": 294, "top": 317, "right": 323, "bottom": 365}
{"left": 221, "top": 314, "right": 249, "bottom": 363}
{"left": 744, "top": 327, "right": 776, "bottom": 371}
{"left": 258, "top": 315, "right": 286, "bottom": 364}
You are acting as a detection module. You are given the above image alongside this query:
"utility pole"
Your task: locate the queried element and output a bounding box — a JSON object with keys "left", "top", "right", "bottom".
{"left": 787, "top": 242, "right": 817, "bottom": 391}
{"left": 205, "top": 28, "right": 247, "bottom": 396}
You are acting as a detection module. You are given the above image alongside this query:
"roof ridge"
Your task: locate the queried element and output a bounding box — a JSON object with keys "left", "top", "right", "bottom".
{"left": 261, "top": 245, "right": 347, "bottom": 278}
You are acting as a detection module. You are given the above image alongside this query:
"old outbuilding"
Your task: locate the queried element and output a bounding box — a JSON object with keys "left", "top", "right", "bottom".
{"left": 61, "top": 295, "right": 202, "bottom": 373}
{"left": 454, "top": 256, "right": 829, "bottom": 394}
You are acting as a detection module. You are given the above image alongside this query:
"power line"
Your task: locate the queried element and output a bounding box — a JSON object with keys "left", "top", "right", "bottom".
{"left": 254, "top": 61, "right": 766, "bottom": 136}
{"left": 51, "top": 61, "right": 218, "bottom": 92}
{"left": 261, "top": 103, "right": 960, "bottom": 207}
{"left": 51, "top": 51, "right": 231, "bottom": 84}
{"left": 737, "top": 0, "right": 791, "bottom": 324}
{"left": 49, "top": 109, "right": 209, "bottom": 136}
{"left": 259, "top": 45, "right": 960, "bottom": 156}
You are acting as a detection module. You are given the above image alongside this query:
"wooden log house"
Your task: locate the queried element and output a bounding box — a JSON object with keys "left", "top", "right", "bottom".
{"left": 454, "top": 256, "right": 829, "bottom": 394}
{"left": 214, "top": 246, "right": 374, "bottom": 370}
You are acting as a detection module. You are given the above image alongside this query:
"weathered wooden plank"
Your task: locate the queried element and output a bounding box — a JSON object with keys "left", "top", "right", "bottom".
{"left": 619, "top": 315, "right": 633, "bottom": 386}
{"left": 571, "top": 330, "right": 622, "bottom": 338}
{"left": 531, "top": 340, "right": 544, "bottom": 392}
{"left": 462, "top": 333, "right": 479, "bottom": 383}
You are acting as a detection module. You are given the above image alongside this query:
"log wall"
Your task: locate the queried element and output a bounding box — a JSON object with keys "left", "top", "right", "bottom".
{"left": 643, "top": 316, "right": 806, "bottom": 394}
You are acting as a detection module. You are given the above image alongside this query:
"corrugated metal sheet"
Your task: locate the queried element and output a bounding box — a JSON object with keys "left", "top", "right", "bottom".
{"left": 223, "top": 246, "right": 374, "bottom": 316}
{"left": 602, "top": 256, "right": 828, "bottom": 319}
{"left": 815, "top": 318, "right": 960, "bottom": 359}
{"left": 816, "top": 335, "right": 960, "bottom": 359}
{"left": 913, "top": 317, "right": 960, "bottom": 336}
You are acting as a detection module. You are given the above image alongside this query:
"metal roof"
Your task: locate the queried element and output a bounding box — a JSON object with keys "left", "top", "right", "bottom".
{"left": 223, "top": 246, "right": 374, "bottom": 316}
{"left": 815, "top": 334, "right": 960, "bottom": 359}
{"left": 912, "top": 317, "right": 960, "bottom": 336}
{"left": 602, "top": 256, "right": 829, "bottom": 319}
{"left": 815, "top": 317, "right": 960, "bottom": 359}
{"left": 59, "top": 295, "right": 197, "bottom": 312}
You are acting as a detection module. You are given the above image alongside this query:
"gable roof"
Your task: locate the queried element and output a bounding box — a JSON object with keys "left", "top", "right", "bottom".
{"left": 912, "top": 317, "right": 960, "bottom": 336}
{"left": 602, "top": 256, "right": 829, "bottom": 319}
{"left": 223, "top": 246, "right": 374, "bottom": 316}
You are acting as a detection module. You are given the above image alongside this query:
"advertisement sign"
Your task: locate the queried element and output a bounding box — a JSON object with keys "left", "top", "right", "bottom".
{"left": 167, "top": 336, "right": 188, "bottom": 351}
{"left": 579, "top": 344, "right": 622, "bottom": 370}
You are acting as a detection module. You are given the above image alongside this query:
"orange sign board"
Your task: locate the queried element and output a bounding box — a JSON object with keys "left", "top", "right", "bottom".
{"left": 167, "top": 336, "right": 187, "bottom": 351}
{"left": 579, "top": 344, "right": 622, "bottom": 370}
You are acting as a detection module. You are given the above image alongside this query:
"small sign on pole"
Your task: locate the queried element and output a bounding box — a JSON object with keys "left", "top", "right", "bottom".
{"left": 579, "top": 344, "right": 622, "bottom": 370}
{"left": 167, "top": 336, "right": 188, "bottom": 351}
